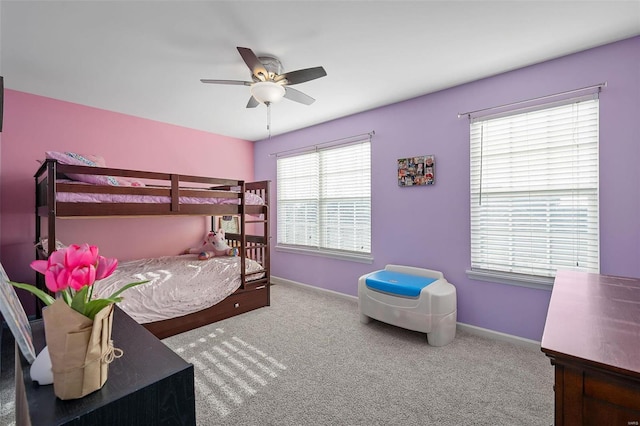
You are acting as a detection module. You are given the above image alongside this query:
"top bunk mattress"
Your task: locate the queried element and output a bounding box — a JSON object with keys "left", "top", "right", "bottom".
{"left": 54, "top": 181, "right": 265, "bottom": 205}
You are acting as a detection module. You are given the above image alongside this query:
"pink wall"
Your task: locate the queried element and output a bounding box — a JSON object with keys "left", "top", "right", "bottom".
{"left": 0, "top": 90, "right": 254, "bottom": 314}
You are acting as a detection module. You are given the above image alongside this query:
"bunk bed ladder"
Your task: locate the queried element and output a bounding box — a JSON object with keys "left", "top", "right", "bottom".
{"left": 239, "top": 181, "right": 247, "bottom": 290}
{"left": 244, "top": 180, "right": 270, "bottom": 305}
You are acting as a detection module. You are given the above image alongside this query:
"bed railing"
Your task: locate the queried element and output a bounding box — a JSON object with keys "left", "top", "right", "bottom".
{"left": 34, "top": 159, "right": 250, "bottom": 217}
{"left": 34, "top": 159, "right": 271, "bottom": 310}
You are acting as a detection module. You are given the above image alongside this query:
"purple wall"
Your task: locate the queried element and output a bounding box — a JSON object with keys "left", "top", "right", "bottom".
{"left": 254, "top": 36, "right": 640, "bottom": 341}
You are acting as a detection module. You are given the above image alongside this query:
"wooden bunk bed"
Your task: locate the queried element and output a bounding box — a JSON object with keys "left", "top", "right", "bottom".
{"left": 34, "top": 158, "right": 270, "bottom": 339}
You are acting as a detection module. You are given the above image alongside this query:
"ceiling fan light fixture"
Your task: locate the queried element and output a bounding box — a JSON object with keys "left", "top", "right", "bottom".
{"left": 250, "top": 81, "right": 285, "bottom": 104}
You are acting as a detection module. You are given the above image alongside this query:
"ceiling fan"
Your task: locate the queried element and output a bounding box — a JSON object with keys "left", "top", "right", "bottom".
{"left": 200, "top": 47, "right": 327, "bottom": 108}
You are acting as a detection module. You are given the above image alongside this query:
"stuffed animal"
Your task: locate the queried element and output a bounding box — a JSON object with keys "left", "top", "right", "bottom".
{"left": 185, "top": 229, "right": 238, "bottom": 260}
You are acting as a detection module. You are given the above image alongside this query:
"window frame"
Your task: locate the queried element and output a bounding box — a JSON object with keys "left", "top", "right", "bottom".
{"left": 276, "top": 139, "right": 372, "bottom": 263}
{"left": 467, "top": 96, "right": 600, "bottom": 289}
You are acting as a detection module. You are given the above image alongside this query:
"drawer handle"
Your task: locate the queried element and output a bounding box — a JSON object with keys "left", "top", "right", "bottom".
{"left": 234, "top": 303, "right": 240, "bottom": 308}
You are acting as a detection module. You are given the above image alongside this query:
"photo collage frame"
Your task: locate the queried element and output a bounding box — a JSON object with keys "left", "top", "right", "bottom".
{"left": 398, "top": 155, "right": 435, "bottom": 186}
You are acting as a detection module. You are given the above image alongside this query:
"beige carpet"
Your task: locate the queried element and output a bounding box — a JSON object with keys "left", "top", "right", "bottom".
{"left": 163, "top": 282, "right": 554, "bottom": 425}
{"left": 1, "top": 282, "right": 554, "bottom": 425}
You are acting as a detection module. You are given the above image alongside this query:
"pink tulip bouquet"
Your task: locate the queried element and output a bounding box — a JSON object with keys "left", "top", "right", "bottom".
{"left": 12, "top": 243, "right": 147, "bottom": 320}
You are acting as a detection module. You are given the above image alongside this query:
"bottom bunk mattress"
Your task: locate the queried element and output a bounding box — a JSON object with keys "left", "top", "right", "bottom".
{"left": 92, "top": 254, "right": 264, "bottom": 324}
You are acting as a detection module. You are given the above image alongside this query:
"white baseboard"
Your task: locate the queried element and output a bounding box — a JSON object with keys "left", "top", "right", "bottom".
{"left": 455, "top": 323, "right": 541, "bottom": 351}
{"left": 271, "top": 276, "right": 358, "bottom": 302}
{"left": 272, "top": 275, "right": 542, "bottom": 351}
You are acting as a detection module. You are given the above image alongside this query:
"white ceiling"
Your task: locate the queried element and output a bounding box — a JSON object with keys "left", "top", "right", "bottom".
{"left": 2, "top": 1, "right": 639, "bottom": 142}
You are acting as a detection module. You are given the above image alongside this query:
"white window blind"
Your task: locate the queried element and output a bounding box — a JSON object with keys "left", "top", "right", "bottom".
{"left": 470, "top": 98, "right": 599, "bottom": 281}
{"left": 277, "top": 140, "right": 371, "bottom": 257}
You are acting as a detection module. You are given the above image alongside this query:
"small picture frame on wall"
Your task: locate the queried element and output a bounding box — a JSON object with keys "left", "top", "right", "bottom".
{"left": 218, "top": 215, "right": 240, "bottom": 234}
{"left": 398, "top": 155, "right": 435, "bottom": 186}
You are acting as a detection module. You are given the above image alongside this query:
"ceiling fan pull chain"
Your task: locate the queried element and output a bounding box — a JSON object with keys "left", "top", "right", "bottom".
{"left": 266, "top": 101, "right": 272, "bottom": 139}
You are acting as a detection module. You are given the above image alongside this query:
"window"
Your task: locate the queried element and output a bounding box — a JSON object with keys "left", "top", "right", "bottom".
{"left": 277, "top": 139, "right": 371, "bottom": 261}
{"left": 469, "top": 97, "right": 599, "bottom": 286}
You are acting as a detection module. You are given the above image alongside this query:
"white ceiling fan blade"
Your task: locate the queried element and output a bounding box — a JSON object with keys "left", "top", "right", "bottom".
{"left": 284, "top": 86, "right": 315, "bottom": 105}
{"left": 246, "top": 97, "right": 259, "bottom": 108}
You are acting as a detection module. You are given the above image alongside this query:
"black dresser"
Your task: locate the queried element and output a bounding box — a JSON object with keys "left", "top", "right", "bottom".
{"left": 15, "top": 307, "right": 196, "bottom": 425}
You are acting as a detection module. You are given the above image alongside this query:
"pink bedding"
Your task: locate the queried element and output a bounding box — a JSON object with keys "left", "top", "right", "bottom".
{"left": 55, "top": 181, "right": 264, "bottom": 205}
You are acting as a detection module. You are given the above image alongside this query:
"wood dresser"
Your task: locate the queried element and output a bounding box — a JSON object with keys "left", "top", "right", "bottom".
{"left": 15, "top": 307, "right": 196, "bottom": 425}
{"left": 541, "top": 270, "right": 640, "bottom": 425}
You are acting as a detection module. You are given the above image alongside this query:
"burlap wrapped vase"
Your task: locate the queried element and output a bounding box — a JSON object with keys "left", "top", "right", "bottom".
{"left": 42, "top": 299, "right": 120, "bottom": 400}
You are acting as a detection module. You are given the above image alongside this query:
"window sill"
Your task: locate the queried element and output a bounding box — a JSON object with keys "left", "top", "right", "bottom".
{"left": 466, "top": 269, "right": 554, "bottom": 290}
{"left": 275, "top": 245, "right": 373, "bottom": 264}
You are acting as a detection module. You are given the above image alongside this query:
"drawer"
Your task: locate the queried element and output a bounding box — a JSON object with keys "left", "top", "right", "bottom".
{"left": 145, "top": 285, "right": 270, "bottom": 339}
{"left": 216, "top": 285, "right": 269, "bottom": 316}
{"left": 584, "top": 369, "right": 640, "bottom": 411}
{"left": 583, "top": 397, "right": 640, "bottom": 426}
